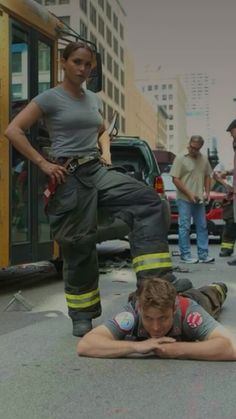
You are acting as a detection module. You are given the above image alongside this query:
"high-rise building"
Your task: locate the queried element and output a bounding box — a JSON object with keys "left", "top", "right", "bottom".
{"left": 138, "top": 76, "right": 187, "bottom": 154}
{"left": 180, "top": 72, "right": 215, "bottom": 149}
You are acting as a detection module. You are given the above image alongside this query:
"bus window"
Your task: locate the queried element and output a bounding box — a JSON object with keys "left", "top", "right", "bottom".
{"left": 37, "top": 40, "right": 53, "bottom": 243}
{"left": 11, "top": 25, "right": 30, "bottom": 243}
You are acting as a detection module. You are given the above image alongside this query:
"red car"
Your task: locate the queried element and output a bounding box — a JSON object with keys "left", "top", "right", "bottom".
{"left": 162, "top": 173, "right": 226, "bottom": 237}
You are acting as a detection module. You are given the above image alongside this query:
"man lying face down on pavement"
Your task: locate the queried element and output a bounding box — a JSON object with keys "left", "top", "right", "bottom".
{"left": 77, "top": 278, "right": 236, "bottom": 361}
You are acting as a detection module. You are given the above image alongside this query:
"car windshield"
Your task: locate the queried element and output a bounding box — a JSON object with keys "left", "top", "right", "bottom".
{"left": 162, "top": 173, "right": 176, "bottom": 191}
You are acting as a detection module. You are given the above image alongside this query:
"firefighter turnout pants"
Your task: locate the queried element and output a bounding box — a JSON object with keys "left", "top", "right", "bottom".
{"left": 182, "top": 282, "right": 227, "bottom": 319}
{"left": 47, "top": 161, "right": 172, "bottom": 321}
{"left": 220, "top": 202, "right": 236, "bottom": 255}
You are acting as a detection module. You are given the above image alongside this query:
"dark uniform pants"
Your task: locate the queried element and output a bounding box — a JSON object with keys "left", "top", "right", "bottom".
{"left": 221, "top": 201, "right": 236, "bottom": 254}
{"left": 182, "top": 283, "right": 227, "bottom": 319}
{"left": 47, "top": 161, "right": 172, "bottom": 321}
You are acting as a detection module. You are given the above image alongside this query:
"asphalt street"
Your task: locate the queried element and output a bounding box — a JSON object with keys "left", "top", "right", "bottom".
{"left": 0, "top": 239, "right": 236, "bottom": 419}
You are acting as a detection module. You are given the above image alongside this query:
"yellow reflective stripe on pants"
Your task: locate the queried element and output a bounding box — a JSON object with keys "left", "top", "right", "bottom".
{"left": 65, "top": 288, "right": 100, "bottom": 309}
{"left": 209, "top": 284, "right": 225, "bottom": 303}
{"left": 221, "top": 242, "right": 234, "bottom": 249}
{"left": 132, "top": 253, "right": 172, "bottom": 273}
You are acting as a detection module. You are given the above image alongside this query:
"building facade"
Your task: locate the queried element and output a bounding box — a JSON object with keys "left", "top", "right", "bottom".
{"left": 125, "top": 53, "right": 158, "bottom": 149}
{"left": 180, "top": 72, "right": 215, "bottom": 150}
{"left": 138, "top": 75, "right": 188, "bottom": 154}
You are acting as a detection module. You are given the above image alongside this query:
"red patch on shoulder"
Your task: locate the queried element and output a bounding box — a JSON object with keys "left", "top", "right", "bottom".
{"left": 186, "top": 312, "right": 203, "bottom": 328}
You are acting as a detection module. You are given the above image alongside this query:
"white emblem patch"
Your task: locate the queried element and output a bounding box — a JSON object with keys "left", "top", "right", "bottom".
{"left": 114, "top": 311, "right": 135, "bottom": 331}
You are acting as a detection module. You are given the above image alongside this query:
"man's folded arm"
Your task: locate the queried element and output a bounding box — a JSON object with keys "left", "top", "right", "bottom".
{"left": 77, "top": 325, "right": 140, "bottom": 358}
{"left": 155, "top": 327, "right": 236, "bottom": 361}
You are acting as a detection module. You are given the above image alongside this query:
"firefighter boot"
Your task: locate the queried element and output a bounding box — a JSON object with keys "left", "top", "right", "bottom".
{"left": 72, "top": 319, "right": 92, "bottom": 337}
{"left": 209, "top": 282, "right": 228, "bottom": 306}
{"left": 219, "top": 249, "right": 233, "bottom": 257}
{"left": 163, "top": 272, "right": 193, "bottom": 293}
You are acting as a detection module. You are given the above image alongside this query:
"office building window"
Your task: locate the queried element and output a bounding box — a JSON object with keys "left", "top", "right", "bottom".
{"left": 113, "top": 13, "right": 118, "bottom": 30}
{"left": 38, "top": 82, "right": 50, "bottom": 93}
{"left": 162, "top": 84, "right": 166, "bottom": 89}
{"left": 39, "top": 44, "right": 50, "bottom": 71}
{"left": 113, "top": 37, "right": 118, "bottom": 56}
{"left": 45, "top": 0, "right": 55, "bottom": 5}
{"left": 120, "top": 70, "right": 124, "bottom": 87}
{"left": 106, "top": 27, "right": 112, "bottom": 47}
{"left": 102, "top": 74, "right": 106, "bottom": 93}
{"left": 98, "top": 16, "right": 104, "bottom": 36}
{"left": 98, "top": 43, "right": 105, "bottom": 64}
{"left": 121, "top": 93, "right": 125, "bottom": 109}
{"left": 148, "top": 85, "right": 152, "bottom": 91}
{"left": 108, "top": 105, "right": 113, "bottom": 121}
{"left": 114, "top": 86, "right": 119, "bottom": 105}
{"left": 107, "top": 53, "right": 112, "bottom": 72}
{"left": 120, "top": 46, "right": 124, "bottom": 62}
{"left": 80, "top": 20, "right": 87, "bottom": 39}
{"left": 80, "top": 0, "right": 87, "bottom": 14}
{"left": 12, "top": 52, "right": 22, "bottom": 73}
{"left": 90, "top": 3, "right": 97, "bottom": 27}
{"left": 59, "top": 0, "right": 69, "bottom": 4}
{"left": 121, "top": 117, "right": 125, "bottom": 133}
{"left": 12, "top": 84, "right": 22, "bottom": 99}
{"left": 169, "top": 94, "right": 173, "bottom": 100}
{"left": 107, "top": 79, "right": 113, "bottom": 99}
{"left": 59, "top": 16, "right": 70, "bottom": 26}
{"left": 103, "top": 101, "right": 106, "bottom": 118}
{"left": 106, "top": 1, "right": 111, "bottom": 20}
{"left": 114, "top": 61, "right": 119, "bottom": 80}
{"left": 120, "top": 23, "right": 124, "bottom": 40}
{"left": 162, "top": 94, "right": 167, "bottom": 100}
{"left": 90, "top": 32, "right": 97, "bottom": 46}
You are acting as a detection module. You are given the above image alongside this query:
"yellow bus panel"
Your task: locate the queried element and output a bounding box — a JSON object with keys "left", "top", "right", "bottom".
{"left": 0, "top": 0, "right": 62, "bottom": 39}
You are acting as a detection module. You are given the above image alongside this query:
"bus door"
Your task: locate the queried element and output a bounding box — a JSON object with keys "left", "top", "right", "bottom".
{"left": 10, "top": 21, "right": 54, "bottom": 264}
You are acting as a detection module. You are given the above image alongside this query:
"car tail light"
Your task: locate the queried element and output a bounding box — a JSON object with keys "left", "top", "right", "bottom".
{"left": 154, "top": 176, "right": 165, "bottom": 194}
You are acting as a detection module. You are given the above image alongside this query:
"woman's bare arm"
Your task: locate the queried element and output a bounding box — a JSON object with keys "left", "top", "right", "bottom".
{"left": 5, "top": 101, "right": 67, "bottom": 183}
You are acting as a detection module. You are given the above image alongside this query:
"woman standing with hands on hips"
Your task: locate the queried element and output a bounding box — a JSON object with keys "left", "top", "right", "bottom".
{"left": 5, "top": 42, "right": 178, "bottom": 337}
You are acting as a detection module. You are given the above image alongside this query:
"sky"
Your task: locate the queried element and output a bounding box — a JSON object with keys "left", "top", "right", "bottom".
{"left": 123, "top": 0, "right": 236, "bottom": 165}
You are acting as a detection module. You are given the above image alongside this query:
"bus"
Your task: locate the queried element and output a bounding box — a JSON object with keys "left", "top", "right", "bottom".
{"left": 0, "top": 0, "right": 102, "bottom": 270}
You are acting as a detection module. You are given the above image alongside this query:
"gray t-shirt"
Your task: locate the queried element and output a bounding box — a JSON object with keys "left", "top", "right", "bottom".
{"left": 105, "top": 297, "right": 219, "bottom": 342}
{"left": 33, "top": 86, "right": 103, "bottom": 158}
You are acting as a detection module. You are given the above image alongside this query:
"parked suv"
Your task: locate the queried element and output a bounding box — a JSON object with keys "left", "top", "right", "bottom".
{"left": 97, "top": 136, "right": 170, "bottom": 242}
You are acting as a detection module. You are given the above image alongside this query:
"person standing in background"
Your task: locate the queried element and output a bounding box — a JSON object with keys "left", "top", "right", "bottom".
{"left": 170, "top": 136, "right": 214, "bottom": 264}
{"left": 217, "top": 120, "right": 236, "bottom": 266}
{"left": 213, "top": 162, "right": 236, "bottom": 258}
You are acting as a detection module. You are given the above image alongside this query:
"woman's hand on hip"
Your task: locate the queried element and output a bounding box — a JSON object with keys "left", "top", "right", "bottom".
{"left": 100, "top": 151, "right": 112, "bottom": 166}
{"left": 39, "top": 160, "right": 68, "bottom": 183}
